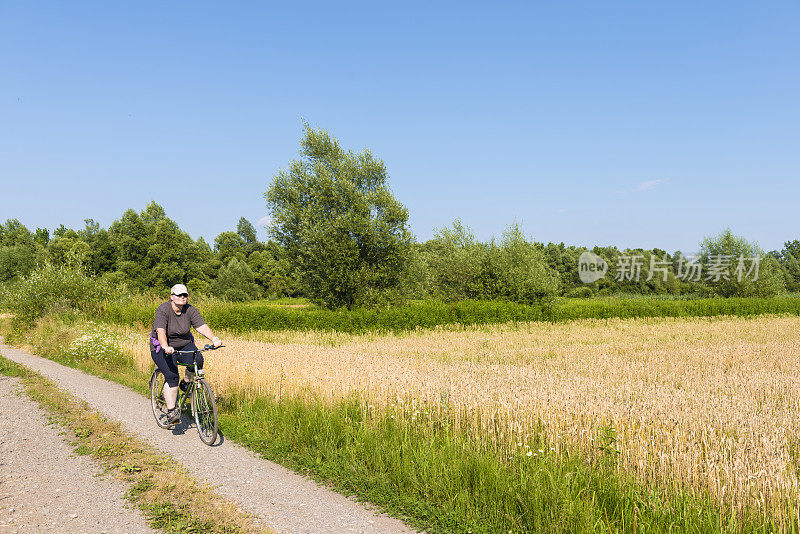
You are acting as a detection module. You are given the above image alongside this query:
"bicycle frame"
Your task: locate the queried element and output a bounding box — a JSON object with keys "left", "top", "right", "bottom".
{"left": 173, "top": 348, "right": 207, "bottom": 410}
{"left": 150, "top": 343, "right": 223, "bottom": 444}
{"left": 152, "top": 344, "right": 221, "bottom": 409}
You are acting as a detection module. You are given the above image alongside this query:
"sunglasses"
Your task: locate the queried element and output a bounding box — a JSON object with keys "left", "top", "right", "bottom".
{"left": 173, "top": 293, "right": 189, "bottom": 298}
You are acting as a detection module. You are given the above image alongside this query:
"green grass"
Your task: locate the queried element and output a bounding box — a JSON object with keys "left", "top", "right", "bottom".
{"left": 218, "top": 393, "right": 783, "bottom": 533}
{"left": 2, "top": 314, "right": 793, "bottom": 533}
{"left": 100, "top": 295, "right": 800, "bottom": 335}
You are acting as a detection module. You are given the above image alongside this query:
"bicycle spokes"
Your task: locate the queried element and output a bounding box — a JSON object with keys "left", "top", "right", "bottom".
{"left": 192, "top": 380, "right": 218, "bottom": 445}
{"left": 150, "top": 370, "right": 171, "bottom": 429}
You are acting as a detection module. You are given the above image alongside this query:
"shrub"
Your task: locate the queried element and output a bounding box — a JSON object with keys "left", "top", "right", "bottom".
{"left": 427, "top": 221, "right": 560, "bottom": 304}
{"left": 0, "top": 262, "right": 119, "bottom": 322}
{"left": 489, "top": 223, "right": 560, "bottom": 304}
{"left": 565, "top": 287, "right": 594, "bottom": 298}
{"left": 698, "top": 228, "right": 785, "bottom": 297}
{"left": 212, "top": 258, "right": 261, "bottom": 302}
{"left": 427, "top": 220, "right": 486, "bottom": 301}
{"left": 99, "top": 295, "right": 800, "bottom": 335}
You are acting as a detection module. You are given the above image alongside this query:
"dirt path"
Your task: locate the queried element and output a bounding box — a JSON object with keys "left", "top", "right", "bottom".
{"left": 0, "top": 341, "right": 417, "bottom": 534}
{"left": 0, "top": 375, "right": 157, "bottom": 534}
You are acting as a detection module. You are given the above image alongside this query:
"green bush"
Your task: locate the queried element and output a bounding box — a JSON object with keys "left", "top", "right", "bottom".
{"left": 698, "top": 228, "right": 785, "bottom": 297}
{"left": 212, "top": 258, "right": 261, "bottom": 301}
{"left": 426, "top": 220, "right": 486, "bottom": 301}
{"left": 99, "top": 295, "right": 800, "bottom": 335}
{"left": 485, "top": 223, "right": 560, "bottom": 304}
{"left": 426, "top": 221, "right": 561, "bottom": 304}
{"left": 0, "top": 262, "right": 119, "bottom": 322}
{"left": 565, "top": 287, "right": 594, "bottom": 298}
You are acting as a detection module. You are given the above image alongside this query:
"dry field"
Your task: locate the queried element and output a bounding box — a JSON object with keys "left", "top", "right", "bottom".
{"left": 119, "top": 314, "right": 800, "bottom": 517}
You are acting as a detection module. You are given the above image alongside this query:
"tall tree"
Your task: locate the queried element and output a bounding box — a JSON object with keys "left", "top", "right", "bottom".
{"left": 779, "top": 240, "right": 800, "bottom": 292}
{"left": 0, "top": 219, "right": 38, "bottom": 281}
{"left": 214, "top": 231, "right": 247, "bottom": 264}
{"left": 266, "top": 125, "right": 412, "bottom": 308}
{"left": 108, "top": 201, "right": 196, "bottom": 290}
{"left": 237, "top": 218, "right": 257, "bottom": 247}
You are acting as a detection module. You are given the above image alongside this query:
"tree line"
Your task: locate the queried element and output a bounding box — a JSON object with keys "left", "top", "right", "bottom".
{"left": 0, "top": 205, "right": 296, "bottom": 302}
{"left": 0, "top": 126, "right": 795, "bottom": 307}
{"left": 0, "top": 207, "right": 793, "bottom": 306}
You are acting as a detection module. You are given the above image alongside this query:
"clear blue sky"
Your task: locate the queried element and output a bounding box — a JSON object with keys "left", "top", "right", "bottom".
{"left": 1, "top": 1, "right": 798, "bottom": 254}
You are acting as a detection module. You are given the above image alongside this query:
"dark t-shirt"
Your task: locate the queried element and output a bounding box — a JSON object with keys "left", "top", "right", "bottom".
{"left": 150, "top": 302, "right": 206, "bottom": 350}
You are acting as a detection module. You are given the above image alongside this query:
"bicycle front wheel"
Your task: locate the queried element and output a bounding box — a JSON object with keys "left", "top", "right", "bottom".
{"left": 150, "top": 369, "right": 170, "bottom": 429}
{"left": 191, "top": 378, "right": 218, "bottom": 445}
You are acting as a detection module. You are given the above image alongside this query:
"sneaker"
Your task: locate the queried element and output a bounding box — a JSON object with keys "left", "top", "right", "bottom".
{"left": 167, "top": 408, "right": 181, "bottom": 424}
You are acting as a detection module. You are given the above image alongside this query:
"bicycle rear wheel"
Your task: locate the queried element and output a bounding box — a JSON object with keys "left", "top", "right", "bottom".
{"left": 150, "top": 369, "right": 170, "bottom": 429}
{"left": 191, "top": 378, "right": 218, "bottom": 445}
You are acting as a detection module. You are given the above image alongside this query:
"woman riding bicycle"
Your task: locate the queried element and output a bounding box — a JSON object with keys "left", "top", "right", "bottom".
{"left": 150, "top": 284, "right": 222, "bottom": 424}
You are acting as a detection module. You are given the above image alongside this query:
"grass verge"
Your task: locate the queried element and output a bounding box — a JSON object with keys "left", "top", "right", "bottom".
{"left": 0, "top": 353, "right": 269, "bottom": 534}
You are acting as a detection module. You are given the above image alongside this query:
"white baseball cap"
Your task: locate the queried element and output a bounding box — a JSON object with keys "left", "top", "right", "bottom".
{"left": 170, "top": 283, "right": 189, "bottom": 296}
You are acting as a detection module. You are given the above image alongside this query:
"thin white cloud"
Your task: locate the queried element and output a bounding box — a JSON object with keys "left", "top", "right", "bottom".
{"left": 633, "top": 179, "right": 663, "bottom": 191}
{"left": 616, "top": 179, "right": 666, "bottom": 194}
{"left": 257, "top": 215, "right": 273, "bottom": 227}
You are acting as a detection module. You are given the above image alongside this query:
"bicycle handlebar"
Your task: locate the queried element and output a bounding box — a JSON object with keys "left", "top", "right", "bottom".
{"left": 174, "top": 344, "right": 225, "bottom": 354}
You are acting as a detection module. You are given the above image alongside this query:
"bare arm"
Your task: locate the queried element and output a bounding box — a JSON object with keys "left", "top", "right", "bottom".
{"left": 196, "top": 324, "right": 222, "bottom": 347}
{"left": 156, "top": 328, "right": 174, "bottom": 354}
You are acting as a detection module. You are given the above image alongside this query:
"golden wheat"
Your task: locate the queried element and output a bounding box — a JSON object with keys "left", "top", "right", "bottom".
{"left": 117, "top": 314, "right": 800, "bottom": 516}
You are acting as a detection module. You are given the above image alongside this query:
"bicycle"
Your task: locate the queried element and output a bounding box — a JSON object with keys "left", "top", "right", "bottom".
{"left": 149, "top": 344, "right": 223, "bottom": 446}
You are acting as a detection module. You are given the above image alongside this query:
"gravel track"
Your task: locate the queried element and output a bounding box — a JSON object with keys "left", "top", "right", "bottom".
{"left": 0, "top": 375, "right": 156, "bottom": 534}
{"left": 0, "top": 340, "right": 417, "bottom": 534}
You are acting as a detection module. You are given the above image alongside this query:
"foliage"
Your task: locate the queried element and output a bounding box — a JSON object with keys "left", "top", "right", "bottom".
{"left": 0, "top": 219, "right": 39, "bottom": 282}
{"left": 212, "top": 258, "right": 261, "bottom": 301}
{"left": 214, "top": 230, "right": 247, "bottom": 264}
{"left": 400, "top": 243, "right": 436, "bottom": 300}
{"left": 698, "top": 228, "right": 785, "bottom": 297}
{"left": 266, "top": 125, "right": 412, "bottom": 309}
{"left": 425, "top": 221, "right": 561, "bottom": 304}
{"left": 247, "top": 244, "right": 297, "bottom": 297}
{"left": 100, "top": 294, "right": 800, "bottom": 335}
{"left": 0, "top": 206, "right": 293, "bottom": 299}
{"left": 109, "top": 202, "right": 213, "bottom": 291}
{"left": 565, "top": 286, "right": 594, "bottom": 298}
{"left": 779, "top": 240, "right": 800, "bottom": 292}
{"left": 2, "top": 205, "right": 800, "bottom": 305}
{"left": 425, "top": 220, "right": 485, "bottom": 301}
{"left": 485, "top": 223, "right": 560, "bottom": 304}
{"left": 0, "top": 261, "right": 119, "bottom": 322}
{"left": 236, "top": 217, "right": 259, "bottom": 252}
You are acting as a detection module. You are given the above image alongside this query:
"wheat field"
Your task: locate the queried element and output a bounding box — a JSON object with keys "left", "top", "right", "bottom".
{"left": 120, "top": 314, "right": 800, "bottom": 517}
